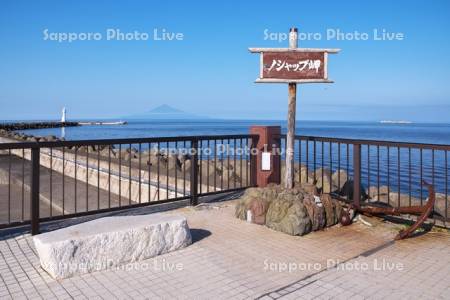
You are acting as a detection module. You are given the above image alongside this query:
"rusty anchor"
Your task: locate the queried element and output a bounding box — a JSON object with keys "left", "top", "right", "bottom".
{"left": 339, "top": 181, "right": 436, "bottom": 240}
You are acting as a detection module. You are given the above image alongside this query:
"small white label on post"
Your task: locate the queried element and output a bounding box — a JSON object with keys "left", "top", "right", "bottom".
{"left": 262, "top": 152, "right": 271, "bottom": 171}
{"left": 246, "top": 210, "right": 253, "bottom": 223}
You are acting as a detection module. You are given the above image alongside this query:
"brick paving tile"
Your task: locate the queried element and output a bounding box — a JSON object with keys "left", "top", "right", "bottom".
{"left": 0, "top": 200, "right": 449, "bottom": 299}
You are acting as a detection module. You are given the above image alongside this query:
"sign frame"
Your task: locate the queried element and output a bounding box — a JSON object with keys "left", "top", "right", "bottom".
{"left": 249, "top": 28, "right": 340, "bottom": 189}
{"left": 249, "top": 47, "right": 340, "bottom": 83}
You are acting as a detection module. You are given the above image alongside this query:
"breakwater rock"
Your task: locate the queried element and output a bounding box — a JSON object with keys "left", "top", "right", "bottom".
{"left": 0, "top": 122, "right": 79, "bottom": 142}
{"left": 0, "top": 121, "right": 79, "bottom": 131}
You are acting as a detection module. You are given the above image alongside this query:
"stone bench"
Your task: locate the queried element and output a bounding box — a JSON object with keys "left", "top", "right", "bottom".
{"left": 33, "top": 214, "right": 192, "bottom": 279}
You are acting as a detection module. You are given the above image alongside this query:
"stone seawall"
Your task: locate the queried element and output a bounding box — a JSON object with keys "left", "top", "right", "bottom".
{"left": 0, "top": 136, "right": 183, "bottom": 208}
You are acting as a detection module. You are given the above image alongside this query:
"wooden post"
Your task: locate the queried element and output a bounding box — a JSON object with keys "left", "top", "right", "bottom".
{"left": 285, "top": 27, "right": 298, "bottom": 189}
{"left": 249, "top": 28, "right": 339, "bottom": 188}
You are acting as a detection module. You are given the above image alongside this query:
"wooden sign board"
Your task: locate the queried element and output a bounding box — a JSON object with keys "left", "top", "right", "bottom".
{"left": 249, "top": 28, "right": 340, "bottom": 189}
{"left": 249, "top": 48, "right": 340, "bottom": 83}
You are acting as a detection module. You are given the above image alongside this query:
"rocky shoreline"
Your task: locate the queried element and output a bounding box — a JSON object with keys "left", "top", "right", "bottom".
{"left": 283, "top": 165, "right": 450, "bottom": 219}
{"left": 0, "top": 121, "right": 79, "bottom": 142}
{"left": 1, "top": 121, "right": 448, "bottom": 220}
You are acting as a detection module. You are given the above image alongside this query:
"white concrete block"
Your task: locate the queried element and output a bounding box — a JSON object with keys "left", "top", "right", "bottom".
{"left": 33, "top": 214, "right": 191, "bottom": 279}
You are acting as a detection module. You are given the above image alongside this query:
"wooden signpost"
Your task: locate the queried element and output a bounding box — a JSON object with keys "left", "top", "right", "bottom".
{"left": 250, "top": 28, "right": 339, "bottom": 189}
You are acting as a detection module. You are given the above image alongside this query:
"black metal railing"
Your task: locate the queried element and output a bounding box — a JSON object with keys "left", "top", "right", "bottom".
{"left": 279, "top": 135, "right": 450, "bottom": 226}
{"left": 2, "top": 132, "right": 448, "bottom": 233}
{"left": 0, "top": 134, "right": 257, "bottom": 234}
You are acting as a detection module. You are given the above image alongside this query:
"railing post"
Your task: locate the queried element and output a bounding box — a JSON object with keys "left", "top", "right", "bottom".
{"left": 31, "top": 147, "right": 40, "bottom": 235}
{"left": 353, "top": 143, "right": 361, "bottom": 209}
{"left": 249, "top": 136, "right": 258, "bottom": 187}
{"left": 190, "top": 139, "right": 199, "bottom": 206}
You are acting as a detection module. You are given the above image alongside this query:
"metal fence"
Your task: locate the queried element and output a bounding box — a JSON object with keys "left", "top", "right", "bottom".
{"left": 2, "top": 132, "right": 449, "bottom": 233}
{"left": 0, "top": 134, "right": 257, "bottom": 234}
{"left": 279, "top": 135, "right": 450, "bottom": 226}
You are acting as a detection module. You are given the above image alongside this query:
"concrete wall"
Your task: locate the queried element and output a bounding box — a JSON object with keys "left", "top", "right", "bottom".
{"left": 1, "top": 136, "right": 185, "bottom": 204}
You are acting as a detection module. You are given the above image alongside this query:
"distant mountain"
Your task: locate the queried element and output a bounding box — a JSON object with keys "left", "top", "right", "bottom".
{"left": 125, "top": 104, "right": 207, "bottom": 120}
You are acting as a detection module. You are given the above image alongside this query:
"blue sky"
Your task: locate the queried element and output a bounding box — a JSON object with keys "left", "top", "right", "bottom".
{"left": 0, "top": 0, "right": 449, "bottom": 122}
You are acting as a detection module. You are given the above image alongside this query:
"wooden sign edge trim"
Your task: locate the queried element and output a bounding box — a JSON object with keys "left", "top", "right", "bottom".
{"left": 248, "top": 47, "right": 340, "bottom": 53}
{"left": 254, "top": 78, "right": 334, "bottom": 84}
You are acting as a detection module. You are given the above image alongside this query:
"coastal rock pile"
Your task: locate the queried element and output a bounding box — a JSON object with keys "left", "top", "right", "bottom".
{"left": 285, "top": 165, "right": 347, "bottom": 194}
{"left": 235, "top": 184, "right": 344, "bottom": 236}
{"left": 283, "top": 166, "right": 368, "bottom": 201}
{"left": 0, "top": 121, "right": 79, "bottom": 131}
{"left": 0, "top": 122, "right": 78, "bottom": 142}
{"left": 366, "top": 185, "right": 449, "bottom": 218}
{"left": 0, "top": 122, "right": 78, "bottom": 143}
{"left": 0, "top": 131, "right": 63, "bottom": 143}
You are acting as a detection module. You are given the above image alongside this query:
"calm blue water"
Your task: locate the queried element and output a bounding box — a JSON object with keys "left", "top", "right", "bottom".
{"left": 15, "top": 119, "right": 450, "bottom": 145}
{"left": 16, "top": 119, "right": 450, "bottom": 202}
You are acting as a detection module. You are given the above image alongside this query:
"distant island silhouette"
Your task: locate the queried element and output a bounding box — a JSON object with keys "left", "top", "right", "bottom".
{"left": 125, "top": 104, "right": 208, "bottom": 120}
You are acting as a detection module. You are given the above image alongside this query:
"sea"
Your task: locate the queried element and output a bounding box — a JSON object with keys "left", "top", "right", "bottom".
{"left": 13, "top": 119, "right": 450, "bottom": 199}
{"left": 13, "top": 119, "right": 450, "bottom": 145}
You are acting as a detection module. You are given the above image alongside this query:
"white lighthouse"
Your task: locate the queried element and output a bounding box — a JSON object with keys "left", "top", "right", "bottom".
{"left": 61, "top": 107, "right": 66, "bottom": 123}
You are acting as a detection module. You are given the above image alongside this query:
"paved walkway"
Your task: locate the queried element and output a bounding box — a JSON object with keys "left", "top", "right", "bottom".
{"left": 260, "top": 231, "right": 450, "bottom": 299}
{"left": 0, "top": 200, "right": 449, "bottom": 299}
